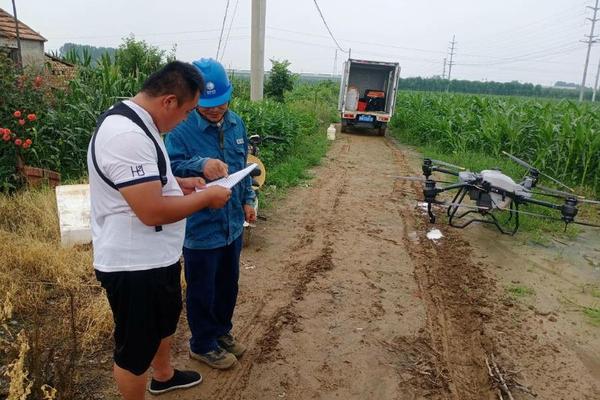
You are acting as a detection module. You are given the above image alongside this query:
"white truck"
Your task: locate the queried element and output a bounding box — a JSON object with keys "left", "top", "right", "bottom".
{"left": 338, "top": 58, "right": 400, "bottom": 136}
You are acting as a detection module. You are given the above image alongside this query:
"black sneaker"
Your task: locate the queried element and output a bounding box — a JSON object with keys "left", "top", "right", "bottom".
{"left": 148, "top": 369, "right": 202, "bottom": 395}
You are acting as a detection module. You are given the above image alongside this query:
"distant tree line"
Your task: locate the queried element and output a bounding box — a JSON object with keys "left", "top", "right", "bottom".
{"left": 398, "top": 77, "right": 593, "bottom": 100}
{"left": 59, "top": 43, "right": 117, "bottom": 65}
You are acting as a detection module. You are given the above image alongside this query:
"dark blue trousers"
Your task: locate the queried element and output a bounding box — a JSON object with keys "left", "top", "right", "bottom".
{"left": 183, "top": 234, "right": 243, "bottom": 354}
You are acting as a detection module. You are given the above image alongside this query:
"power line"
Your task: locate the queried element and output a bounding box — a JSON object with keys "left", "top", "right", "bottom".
{"left": 458, "top": 42, "right": 584, "bottom": 67}
{"left": 312, "top": 0, "right": 348, "bottom": 53}
{"left": 46, "top": 27, "right": 248, "bottom": 41}
{"left": 216, "top": 0, "right": 231, "bottom": 60}
{"left": 267, "top": 26, "right": 580, "bottom": 65}
{"left": 461, "top": 1, "right": 587, "bottom": 48}
{"left": 219, "top": 0, "right": 240, "bottom": 61}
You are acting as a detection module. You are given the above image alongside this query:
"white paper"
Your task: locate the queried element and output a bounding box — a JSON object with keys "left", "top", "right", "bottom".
{"left": 197, "top": 163, "right": 258, "bottom": 191}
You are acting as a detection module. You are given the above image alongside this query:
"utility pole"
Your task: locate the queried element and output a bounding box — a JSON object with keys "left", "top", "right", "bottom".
{"left": 442, "top": 57, "right": 447, "bottom": 80}
{"left": 332, "top": 48, "right": 338, "bottom": 77}
{"left": 580, "top": 0, "right": 600, "bottom": 102}
{"left": 251, "top": 0, "right": 266, "bottom": 101}
{"left": 447, "top": 35, "right": 456, "bottom": 80}
{"left": 11, "top": 0, "right": 23, "bottom": 68}
{"left": 446, "top": 35, "right": 456, "bottom": 92}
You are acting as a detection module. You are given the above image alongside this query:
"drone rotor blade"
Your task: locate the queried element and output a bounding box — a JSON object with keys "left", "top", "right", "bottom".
{"left": 536, "top": 185, "right": 600, "bottom": 205}
{"left": 391, "top": 175, "right": 425, "bottom": 182}
{"left": 430, "top": 201, "right": 492, "bottom": 212}
{"left": 499, "top": 207, "right": 600, "bottom": 228}
{"left": 539, "top": 173, "right": 575, "bottom": 193}
{"left": 536, "top": 185, "right": 577, "bottom": 198}
{"left": 391, "top": 176, "right": 456, "bottom": 185}
{"left": 572, "top": 220, "right": 600, "bottom": 228}
{"left": 502, "top": 151, "right": 535, "bottom": 170}
{"left": 503, "top": 151, "right": 575, "bottom": 192}
{"left": 430, "top": 159, "right": 466, "bottom": 170}
{"left": 581, "top": 198, "right": 600, "bottom": 205}
{"left": 524, "top": 188, "right": 565, "bottom": 200}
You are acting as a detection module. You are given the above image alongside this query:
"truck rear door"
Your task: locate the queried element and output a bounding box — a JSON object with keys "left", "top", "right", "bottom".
{"left": 338, "top": 60, "right": 351, "bottom": 112}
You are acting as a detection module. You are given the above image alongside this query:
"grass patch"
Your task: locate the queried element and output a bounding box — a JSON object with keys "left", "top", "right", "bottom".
{"left": 260, "top": 126, "right": 329, "bottom": 210}
{"left": 506, "top": 285, "right": 536, "bottom": 298}
{"left": 583, "top": 307, "right": 600, "bottom": 326}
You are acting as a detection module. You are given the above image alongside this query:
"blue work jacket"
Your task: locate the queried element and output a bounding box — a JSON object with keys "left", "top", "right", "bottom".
{"left": 165, "top": 109, "right": 255, "bottom": 250}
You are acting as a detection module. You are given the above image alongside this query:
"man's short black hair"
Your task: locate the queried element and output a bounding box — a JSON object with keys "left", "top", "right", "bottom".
{"left": 141, "top": 61, "right": 204, "bottom": 104}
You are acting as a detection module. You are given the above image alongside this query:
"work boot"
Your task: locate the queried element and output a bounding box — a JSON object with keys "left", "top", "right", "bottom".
{"left": 190, "top": 346, "right": 237, "bottom": 370}
{"left": 217, "top": 333, "right": 247, "bottom": 358}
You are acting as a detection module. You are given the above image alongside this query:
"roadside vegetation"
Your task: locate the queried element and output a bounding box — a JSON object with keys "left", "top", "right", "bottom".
{"left": 389, "top": 91, "right": 600, "bottom": 240}
{"left": 0, "top": 37, "right": 336, "bottom": 399}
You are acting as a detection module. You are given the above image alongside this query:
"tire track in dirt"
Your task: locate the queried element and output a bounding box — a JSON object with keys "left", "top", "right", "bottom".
{"left": 385, "top": 138, "right": 496, "bottom": 399}
{"left": 170, "top": 132, "right": 499, "bottom": 400}
{"left": 205, "top": 135, "right": 352, "bottom": 400}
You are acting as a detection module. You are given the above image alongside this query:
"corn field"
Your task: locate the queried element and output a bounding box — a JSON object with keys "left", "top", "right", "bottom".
{"left": 390, "top": 92, "right": 600, "bottom": 192}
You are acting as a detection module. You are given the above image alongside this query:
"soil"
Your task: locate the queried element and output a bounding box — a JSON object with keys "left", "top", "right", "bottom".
{"left": 106, "top": 127, "right": 600, "bottom": 399}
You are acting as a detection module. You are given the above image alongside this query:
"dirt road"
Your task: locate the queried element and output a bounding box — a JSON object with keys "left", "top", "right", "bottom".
{"left": 159, "top": 129, "right": 600, "bottom": 400}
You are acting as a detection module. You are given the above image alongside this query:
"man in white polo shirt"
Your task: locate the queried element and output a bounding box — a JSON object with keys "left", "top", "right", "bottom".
{"left": 87, "top": 61, "right": 231, "bottom": 399}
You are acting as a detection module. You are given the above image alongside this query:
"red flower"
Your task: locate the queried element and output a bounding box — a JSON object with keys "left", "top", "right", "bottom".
{"left": 27, "top": 114, "right": 36, "bottom": 122}
{"left": 22, "top": 142, "right": 30, "bottom": 149}
{"left": 14, "top": 139, "right": 22, "bottom": 146}
{"left": 25, "top": 138, "right": 32, "bottom": 145}
{"left": 34, "top": 76, "right": 43, "bottom": 88}
{"left": 3, "top": 128, "right": 11, "bottom": 135}
{"left": 18, "top": 119, "right": 25, "bottom": 126}
{"left": 2, "top": 134, "right": 10, "bottom": 142}
{"left": 13, "top": 110, "right": 21, "bottom": 118}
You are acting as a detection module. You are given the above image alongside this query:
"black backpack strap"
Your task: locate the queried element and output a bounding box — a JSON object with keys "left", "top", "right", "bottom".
{"left": 91, "top": 102, "right": 167, "bottom": 232}
{"left": 91, "top": 102, "right": 168, "bottom": 189}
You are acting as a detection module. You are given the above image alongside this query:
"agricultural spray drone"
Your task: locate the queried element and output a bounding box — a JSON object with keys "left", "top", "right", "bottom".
{"left": 398, "top": 151, "right": 600, "bottom": 235}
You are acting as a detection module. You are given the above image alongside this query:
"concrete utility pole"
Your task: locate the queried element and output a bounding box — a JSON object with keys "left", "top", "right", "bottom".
{"left": 442, "top": 57, "right": 447, "bottom": 80}
{"left": 447, "top": 35, "right": 456, "bottom": 81}
{"left": 11, "top": 0, "right": 22, "bottom": 68}
{"left": 332, "top": 48, "right": 338, "bottom": 77}
{"left": 580, "top": 0, "right": 600, "bottom": 102}
{"left": 251, "top": 0, "right": 266, "bottom": 101}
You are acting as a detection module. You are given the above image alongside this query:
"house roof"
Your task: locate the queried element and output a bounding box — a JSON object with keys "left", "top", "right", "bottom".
{"left": 45, "top": 53, "right": 75, "bottom": 67}
{"left": 0, "top": 8, "right": 46, "bottom": 42}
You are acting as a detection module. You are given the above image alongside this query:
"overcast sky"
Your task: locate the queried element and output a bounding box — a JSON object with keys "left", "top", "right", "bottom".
{"left": 2, "top": 0, "right": 596, "bottom": 86}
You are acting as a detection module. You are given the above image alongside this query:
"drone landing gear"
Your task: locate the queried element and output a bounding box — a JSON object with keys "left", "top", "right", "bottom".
{"left": 445, "top": 187, "right": 520, "bottom": 235}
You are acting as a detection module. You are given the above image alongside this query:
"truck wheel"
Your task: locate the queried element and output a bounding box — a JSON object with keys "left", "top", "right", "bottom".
{"left": 377, "top": 125, "right": 387, "bottom": 136}
{"left": 341, "top": 120, "right": 347, "bottom": 133}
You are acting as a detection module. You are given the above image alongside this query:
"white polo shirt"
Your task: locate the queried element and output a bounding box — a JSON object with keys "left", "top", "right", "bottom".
{"left": 87, "top": 100, "right": 185, "bottom": 272}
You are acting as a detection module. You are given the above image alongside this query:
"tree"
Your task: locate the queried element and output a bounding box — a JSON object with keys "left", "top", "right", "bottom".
{"left": 115, "top": 35, "right": 168, "bottom": 78}
{"left": 264, "top": 59, "right": 296, "bottom": 102}
{"left": 58, "top": 43, "right": 116, "bottom": 65}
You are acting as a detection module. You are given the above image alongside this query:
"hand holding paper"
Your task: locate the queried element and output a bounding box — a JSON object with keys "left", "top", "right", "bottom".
{"left": 196, "top": 163, "right": 258, "bottom": 191}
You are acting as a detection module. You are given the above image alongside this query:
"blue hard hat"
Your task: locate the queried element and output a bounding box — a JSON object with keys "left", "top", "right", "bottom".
{"left": 192, "top": 58, "right": 233, "bottom": 107}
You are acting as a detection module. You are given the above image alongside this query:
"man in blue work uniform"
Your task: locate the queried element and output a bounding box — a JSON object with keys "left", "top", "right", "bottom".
{"left": 165, "top": 58, "right": 256, "bottom": 369}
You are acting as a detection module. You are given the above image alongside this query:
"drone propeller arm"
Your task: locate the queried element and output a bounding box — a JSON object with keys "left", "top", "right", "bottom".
{"left": 436, "top": 182, "right": 471, "bottom": 192}
{"left": 518, "top": 196, "right": 562, "bottom": 211}
{"left": 431, "top": 166, "right": 460, "bottom": 177}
